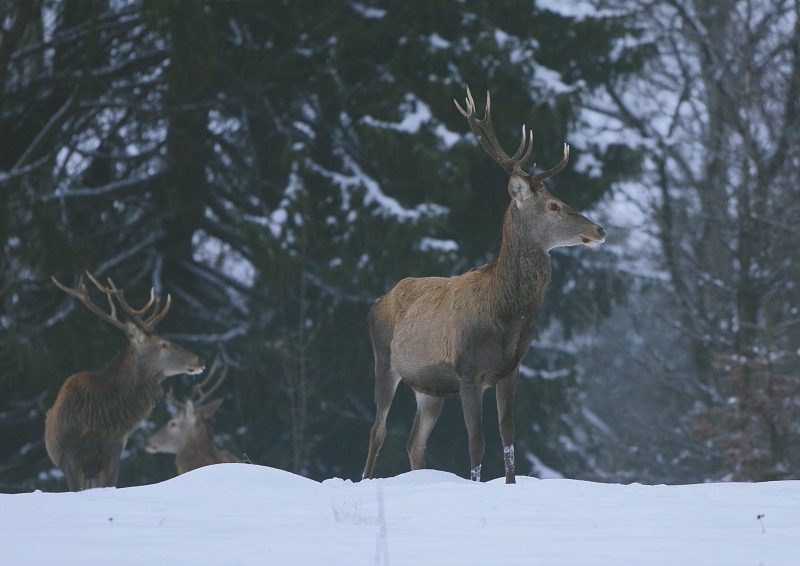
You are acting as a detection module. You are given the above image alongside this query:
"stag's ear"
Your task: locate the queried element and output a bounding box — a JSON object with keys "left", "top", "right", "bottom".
{"left": 198, "top": 398, "right": 224, "bottom": 419}
{"left": 184, "top": 400, "right": 196, "bottom": 418}
{"left": 507, "top": 174, "right": 531, "bottom": 207}
{"left": 124, "top": 320, "right": 146, "bottom": 343}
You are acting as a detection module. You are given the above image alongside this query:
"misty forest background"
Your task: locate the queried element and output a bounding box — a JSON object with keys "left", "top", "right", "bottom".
{"left": 1, "top": 0, "right": 799, "bottom": 493}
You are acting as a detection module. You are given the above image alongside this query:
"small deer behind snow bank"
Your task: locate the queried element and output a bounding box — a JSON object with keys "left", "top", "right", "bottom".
{"left": 146, "top": 357, "right": 241, "bottom": 474}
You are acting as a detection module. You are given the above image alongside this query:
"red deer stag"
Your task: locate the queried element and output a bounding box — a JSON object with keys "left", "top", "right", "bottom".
{"left": 145, "top": 356, "right": 241, "bottom": 474}
{"left": 45, "top": 272, "right": 205, "bottom": 491}
{"left": 362, "top": 88, "right": 606, "bottom": 484}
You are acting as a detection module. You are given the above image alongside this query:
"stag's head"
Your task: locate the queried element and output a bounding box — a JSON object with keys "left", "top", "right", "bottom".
{"left": 455, "top": 88, "right": 606, "bottom": 251}
{"left": 52, "top": 272, "right": 205, "bottom": 379}
{"left": 144, "top": 399, "right": 220, "bottom": 454}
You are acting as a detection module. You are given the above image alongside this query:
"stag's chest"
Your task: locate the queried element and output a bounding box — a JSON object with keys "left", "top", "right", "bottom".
{"left": 464, "top": 311, "right": 537, "bottom": 378}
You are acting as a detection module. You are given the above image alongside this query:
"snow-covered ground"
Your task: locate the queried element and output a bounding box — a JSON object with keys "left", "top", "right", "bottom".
{"left": 3, "top": 464, "right": 798, "bottom": 565}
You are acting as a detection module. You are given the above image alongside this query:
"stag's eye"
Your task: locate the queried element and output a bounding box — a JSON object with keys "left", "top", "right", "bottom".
{"left": 548, "top": 203, "right": 560, "bottom": 211}
{"left": 161, "top": 343, "right": 169, "bottom": 350}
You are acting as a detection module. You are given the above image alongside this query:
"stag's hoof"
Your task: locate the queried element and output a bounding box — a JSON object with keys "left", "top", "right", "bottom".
{"left": 470, "top": 464, "right": 482, "bottom": 482}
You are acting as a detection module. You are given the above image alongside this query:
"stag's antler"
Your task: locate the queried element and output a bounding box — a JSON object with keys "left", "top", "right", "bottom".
{"left": 189, "top": 355, "right": 228, "bottom": 406}
{"left": 84, "top": 272, "right": 171, "bottom": 332}
{"left": 52, "top": 271, "right": 171, "bottom": 333}
{"left": 454, "top": 86, "right": 569, "bottom": 184}
{"left": 52, "top": 273, "right": 127, "bottom": 331}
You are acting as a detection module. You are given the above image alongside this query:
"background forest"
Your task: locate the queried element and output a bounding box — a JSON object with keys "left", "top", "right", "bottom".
{"left": 1, "top": 0, "right": 798, "bottom": 493}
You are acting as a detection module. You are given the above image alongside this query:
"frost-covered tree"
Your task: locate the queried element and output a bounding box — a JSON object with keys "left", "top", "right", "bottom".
{"left": 585, "top": 0, "right": 800, "bottom": 481}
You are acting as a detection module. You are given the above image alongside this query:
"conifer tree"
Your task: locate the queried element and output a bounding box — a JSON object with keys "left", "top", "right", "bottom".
{"left": 0, "top": 0, "right": 641, "bottom": 488}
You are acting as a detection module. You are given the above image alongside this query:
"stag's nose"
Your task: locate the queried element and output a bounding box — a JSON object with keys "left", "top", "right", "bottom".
{"left": 597, "top": 226, "right": 606, "bottom": 239}
{"left": 185, "top": 358, "right": 206, "bottom": 375}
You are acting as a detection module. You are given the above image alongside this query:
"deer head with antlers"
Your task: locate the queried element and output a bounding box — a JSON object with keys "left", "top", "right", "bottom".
{"left": 45, "top": 272, "right": 205, "bottom": 491}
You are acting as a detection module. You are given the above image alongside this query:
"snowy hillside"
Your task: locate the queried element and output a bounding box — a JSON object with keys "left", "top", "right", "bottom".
{"left": 3, "top": 464, "right": 798, "bottom": 565}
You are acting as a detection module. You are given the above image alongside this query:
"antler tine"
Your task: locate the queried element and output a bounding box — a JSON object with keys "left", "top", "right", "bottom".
{"left": 453, "top": 86, "right": 474, "bottom": 118}
{"left": 84, "top": 271, "right": 113, "bottom": 293}
{"left": 192, "top": 355, "right": 227, "bottom": 406}
{"left": 143, "top": 294, "right": 171, "bottom": 329}
{"left": 81, "top": 272, "right": 122, "bottom": 321}
{"left": 105, "top": 277, "right": 157, "bottom": 318}
{"left": 52, "top": 274, "right": 128, "bottom": 331}
{"left": 510, "top": 126, "right": 535, "bottom": 174}
{"left": 87, "top": 272, "right": 168, "bottom": 331}
{"left": 192, "top": 355, "right": 219, "bottom": 392}
{"left": 122, "top": 287, "right": 157, "bottom": 317}
{"left": 456, "top": 87, "right": 533, "bottom": 176}
{"left": 51, "top": 273, "right": 84, "bottom": 299}
{"left": 166, "top": 388, "right": 185, "bottom": 411}
{"left": 468, "top": 86, "right": 478, "bottom": 115}
{"left": 528, "top": 143, "right": 570, "bottom": 187}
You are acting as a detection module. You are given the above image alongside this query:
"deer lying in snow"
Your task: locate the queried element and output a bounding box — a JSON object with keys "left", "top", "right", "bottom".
{"left": 362, "top": 88, "right": 606, "bottom": 483}
{"left": 46, "top": 273, "right": 205, "bottom": 491}
{"left": 146, "top": 357, "right": 241, "bottom": 474}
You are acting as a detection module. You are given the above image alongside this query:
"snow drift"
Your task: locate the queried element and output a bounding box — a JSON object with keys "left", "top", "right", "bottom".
{"left": 3, "top": 464, "right": 798, "bottom": 565}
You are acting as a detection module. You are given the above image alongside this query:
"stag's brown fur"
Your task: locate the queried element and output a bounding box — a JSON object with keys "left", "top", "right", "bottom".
{"left": 147, "top": 401, "right": 240, "bottom": 475}
{"left": 362, "top": 89, "right": 605, "bottom": 483}
{"left": 173, "top": 417, "right": 240, "bottom": 475}
{"left": 145, "top": 358, "right": 240, "bottom": 474}
{"left": 45, "top": 275, "right": 204, "bottom": 491}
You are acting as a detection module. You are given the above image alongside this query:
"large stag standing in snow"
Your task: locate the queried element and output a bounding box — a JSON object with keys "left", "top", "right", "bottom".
{"left": 146, "top": 356, "right": 241, "bottom": 474}
{"left": 46, "top": 273, "right": 205, "bottom": 491}
{"left": 362, "top": 88, "right": 606, "bottom": 483}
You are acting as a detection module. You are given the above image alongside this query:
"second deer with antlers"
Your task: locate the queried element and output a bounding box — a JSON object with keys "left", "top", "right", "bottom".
{"left": 146, "top": 357, "right": 241, "bottom": 474}
{"left": 45, "top": 273, "right": 205, "bottom": 491}
{"left": 362, "top": 88, "right": 606, "bottom": 483}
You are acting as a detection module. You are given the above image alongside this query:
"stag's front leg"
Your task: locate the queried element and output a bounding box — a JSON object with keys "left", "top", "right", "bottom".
{"left": 407, "top": 392, "right": 445, "bottom": 470}
{"left": 496, "top": 371, "right": 518, "bottom": 484}
{"left": 101, "top": 452, "right": 122, "bottom": 488}
{"left": 63, "top": 457, "right": 86, "bottom": 492}
{"left": 460, "top": 380, "right": 485, "bottom": 481}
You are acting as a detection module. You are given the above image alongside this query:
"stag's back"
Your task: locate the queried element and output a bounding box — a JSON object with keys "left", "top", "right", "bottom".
{"left": 370, "top": 269, "right": 493, "bottom": 339}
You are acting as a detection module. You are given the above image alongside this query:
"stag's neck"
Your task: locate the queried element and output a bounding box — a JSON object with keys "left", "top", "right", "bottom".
{"left": 98, "top": 343, "right": 164, "bottom": 431}
{"left": 486, "top": 204, "right": 552, "bottom": 318}
{"left": 175, "top": 419, "right": 222, "bottom": 474}
{"left": 105, "top": 343, "right": 165, "bottom": 386}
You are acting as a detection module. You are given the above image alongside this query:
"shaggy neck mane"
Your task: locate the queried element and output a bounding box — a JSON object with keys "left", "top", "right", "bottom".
{"left": 94, "top": 341, "right": 164, "bottom": 433}
{"left": 186, "top": 418, "right": 216, "bottom": 450}
{"left": 175, "top": 418, "right": 220, "bottom": 471}
{"left": 485, "top": 203, "right": 552, "bottom": 318}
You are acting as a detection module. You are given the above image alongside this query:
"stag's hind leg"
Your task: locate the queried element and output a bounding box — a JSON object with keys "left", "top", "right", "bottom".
{"left": 407, "top": 392, "right": 444, "bottom": 470}
{"left": 363, "top": 358, "right": 401, "bottom": 480}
